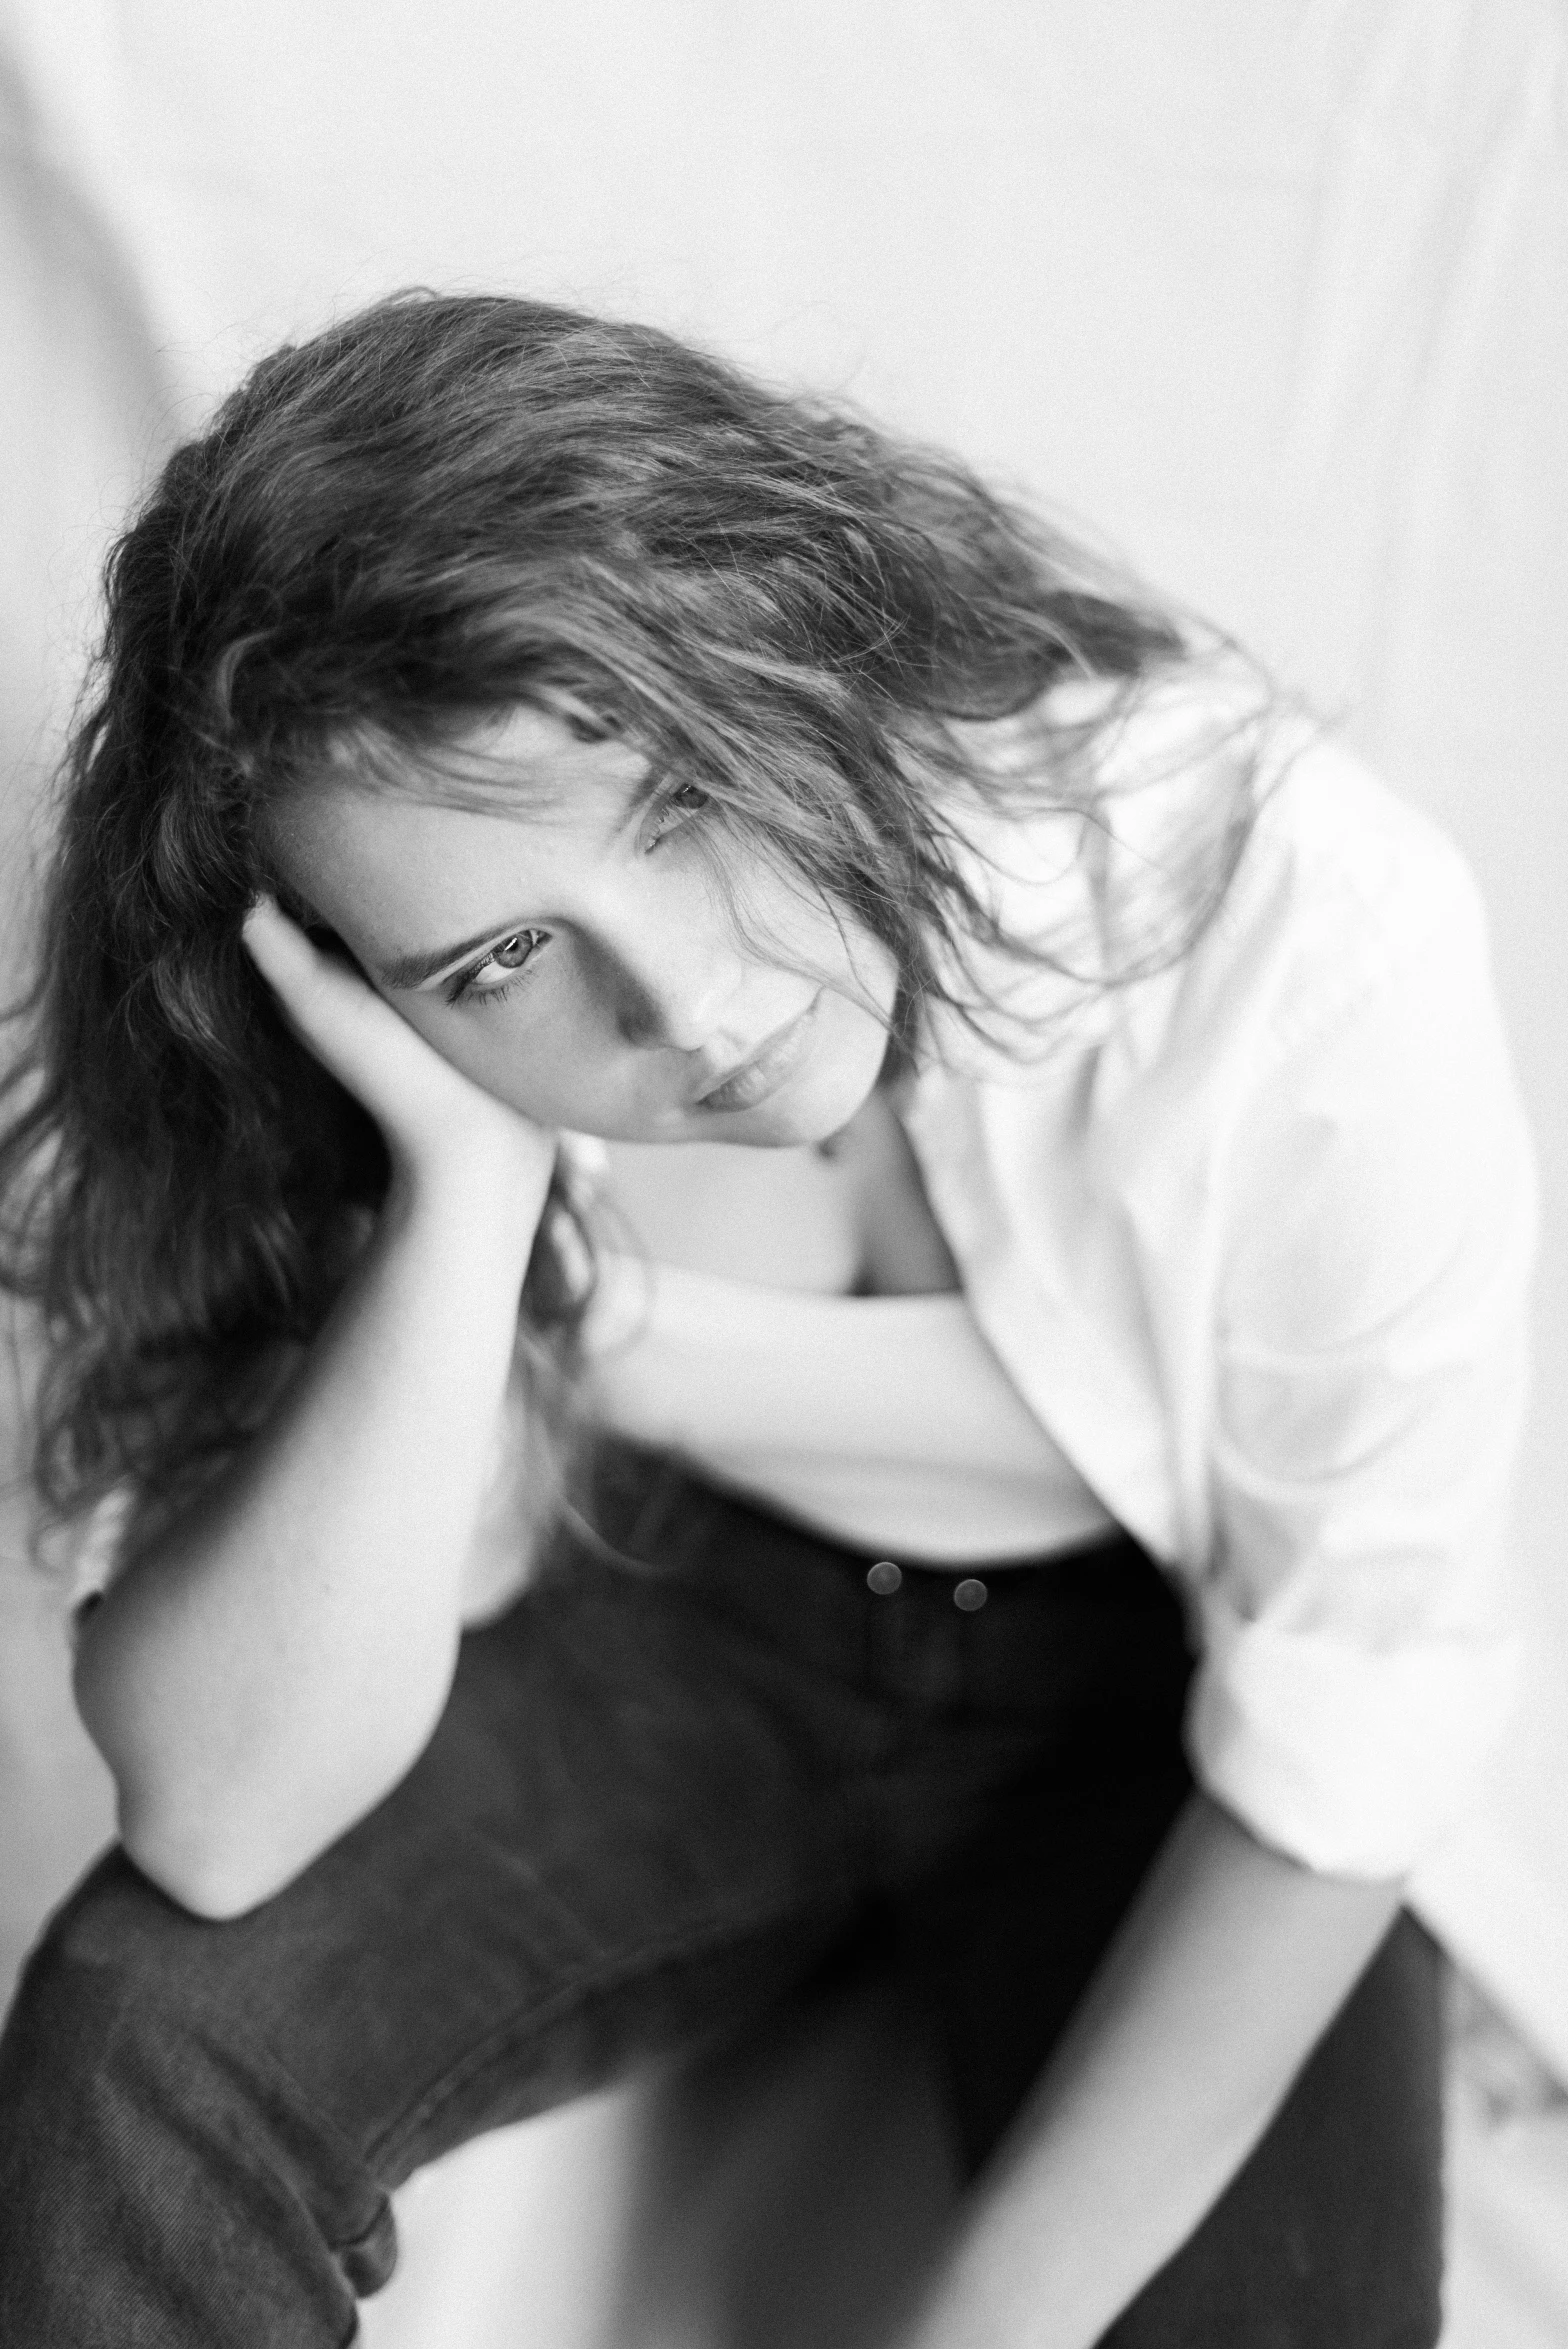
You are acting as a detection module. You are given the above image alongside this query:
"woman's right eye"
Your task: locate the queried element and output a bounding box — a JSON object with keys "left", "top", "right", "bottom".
{"left": 446, "top": 929, "right": 547, "bottom": 1006}
{"left": 643, "top": 779, "right": 711, "bottom": 850}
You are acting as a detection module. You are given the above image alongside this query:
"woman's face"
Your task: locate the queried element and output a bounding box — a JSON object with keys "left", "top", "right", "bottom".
{"left": 262, "top": 705, "right": 900, "bottom": 1147}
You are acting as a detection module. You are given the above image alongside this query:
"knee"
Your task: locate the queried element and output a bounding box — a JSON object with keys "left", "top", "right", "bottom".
{"left": 39, "top": 1840, "right": 220, "bottom": 1968}
{"left": 0, "top": 1852, "right": 396, "bottom": 2334}
{"left": 0, "top": 1842, "right": 262, "bottom": 2132}
{"left": 1, "top": 1848, "right": 199, "bottom": 2092}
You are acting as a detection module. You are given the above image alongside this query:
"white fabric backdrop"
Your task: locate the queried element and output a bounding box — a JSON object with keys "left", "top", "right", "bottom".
{"left": 2, "top": 4, "right": 1565, "bottom": 2338}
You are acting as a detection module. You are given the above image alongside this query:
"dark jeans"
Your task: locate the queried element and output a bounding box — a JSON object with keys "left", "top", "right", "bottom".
{"left": 0, "top": 1442, "right": 1443, "bottom": 2348}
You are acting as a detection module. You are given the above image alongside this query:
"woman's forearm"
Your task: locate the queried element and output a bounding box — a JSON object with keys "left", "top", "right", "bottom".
{"left": 902, "top": 1790, "right": 1404, "bottom": 2349}
{"left": 74, "top": 1161, "right": 544, "bottom": 1918}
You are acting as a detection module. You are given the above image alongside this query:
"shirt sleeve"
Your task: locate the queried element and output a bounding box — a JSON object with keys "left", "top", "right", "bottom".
{"left": 1188, "top": 845, "right": 1538, "bottom": 1878}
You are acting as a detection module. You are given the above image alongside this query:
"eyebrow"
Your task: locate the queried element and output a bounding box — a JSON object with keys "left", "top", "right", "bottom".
{"left": 371, "top": 761, "right": 662, "bottom": 992}
{"left": 376, "top": 923, "right": 537, "bottom": 993}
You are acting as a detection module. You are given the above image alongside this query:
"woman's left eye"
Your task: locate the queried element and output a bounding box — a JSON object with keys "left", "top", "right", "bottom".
{"left": 644, "top": 780, "right": 711, "bottom": 849}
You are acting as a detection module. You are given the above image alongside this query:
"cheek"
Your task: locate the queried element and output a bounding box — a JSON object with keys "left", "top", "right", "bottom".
{"left": 829, "top": 922, "right": 900, "bottom": 1019}
{"left": 402, "top": 992, "right": 616, "bottom": 1115}
{"left": 757, "top": 901, "right": 888, "bottom": 1014}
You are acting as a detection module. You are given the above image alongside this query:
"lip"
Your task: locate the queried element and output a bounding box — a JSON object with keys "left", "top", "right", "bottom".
{"left": 695, "top": 993, "right": 823, "bottom": 1113}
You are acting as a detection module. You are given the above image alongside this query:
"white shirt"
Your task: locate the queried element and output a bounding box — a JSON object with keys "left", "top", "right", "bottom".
{"left": 572, "top": 678, "right": 1536, "bottom": 1882}
{"left": 871, "top": 687, "right": 1537, "bottom": 1880}
{"left": 580, "top": 1262, "right": 1122, "bottom": 1561}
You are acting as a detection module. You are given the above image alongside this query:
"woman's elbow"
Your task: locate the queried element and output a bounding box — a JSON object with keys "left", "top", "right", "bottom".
{"left": 114, "top": 1786, "right": 324, "bottom": 1921}
{"left": 72, "top": 1597, "right": 458, "bottom": 1919}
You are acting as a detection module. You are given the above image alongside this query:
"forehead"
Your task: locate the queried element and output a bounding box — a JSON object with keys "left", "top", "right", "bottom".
{"left": 260, "top": 706, "right": 649, "bottom": 929}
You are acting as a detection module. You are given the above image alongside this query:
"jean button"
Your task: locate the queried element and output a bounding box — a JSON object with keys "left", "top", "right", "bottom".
{"left": 866, "top": 1560, "right": 903, "bottom": 1596}
{"left": 952, "top": 1577, "right": 988, "bottom": 1612}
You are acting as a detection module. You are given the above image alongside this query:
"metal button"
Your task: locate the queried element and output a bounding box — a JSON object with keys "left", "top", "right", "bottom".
{"left": 866, "top": 1560, "right": 903, "bottom": 1596}
{"left": 952, "top": 1577, "right": 989, "bottom": 1612}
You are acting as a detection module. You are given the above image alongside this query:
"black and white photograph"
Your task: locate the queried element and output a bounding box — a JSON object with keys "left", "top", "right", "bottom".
{"left": 1, "top": 7, "right": 1564, "bottom": 2344}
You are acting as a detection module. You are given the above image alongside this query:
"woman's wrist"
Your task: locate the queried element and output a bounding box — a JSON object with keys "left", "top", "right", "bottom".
{"left": 383, "top": 1124, "right": 558, "bottom": 1264}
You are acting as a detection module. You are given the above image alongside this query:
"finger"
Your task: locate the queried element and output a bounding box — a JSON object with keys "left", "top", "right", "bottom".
{"left": 241, "top": 898, "right": 338, "bottom": 1050}
{"left": 241, "top": 896, "right": 400, "bottom": 1080}
{"left": 243, "top": 898, "right": 371, "bottom": 1025}
{"left": 241, "top": 894, "right": 317, "bottom": 989}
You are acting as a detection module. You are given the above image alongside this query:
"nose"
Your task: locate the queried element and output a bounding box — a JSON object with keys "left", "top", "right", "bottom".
{"left": 607, "top": 929, "right": 749, "bottom": 1056}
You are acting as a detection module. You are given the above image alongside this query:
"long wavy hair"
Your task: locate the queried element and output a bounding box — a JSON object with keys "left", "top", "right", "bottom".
{"left": 0, "top": 290, "right": 1270, "bottom": 1552}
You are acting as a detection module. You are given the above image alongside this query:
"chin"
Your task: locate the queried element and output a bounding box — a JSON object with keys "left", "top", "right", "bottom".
{"left": 725, "top": 1038, "right": 887, "bottom": 1147}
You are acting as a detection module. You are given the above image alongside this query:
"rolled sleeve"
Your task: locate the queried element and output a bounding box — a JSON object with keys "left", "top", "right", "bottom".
{"left": 1194, "top": 845, "right": 1538, "bottom": 1878}
{"left": 1188, "top": 1594, "right": 1523, "bottom": 1879}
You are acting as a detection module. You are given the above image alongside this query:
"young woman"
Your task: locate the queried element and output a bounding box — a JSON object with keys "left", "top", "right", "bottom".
{"left": 0, "top": 292, "right": 1536, "bottom": 2347}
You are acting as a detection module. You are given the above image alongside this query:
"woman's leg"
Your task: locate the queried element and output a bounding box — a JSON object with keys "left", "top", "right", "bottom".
{"left": 899, "top": 1537, "right": 1444, "bottom": 2349}
{"left": 0, "top": 1474, "right": 865, "bottom": 2349}
{"left": 1098, "top": 1912, "right": 1445, "bottom": 2349}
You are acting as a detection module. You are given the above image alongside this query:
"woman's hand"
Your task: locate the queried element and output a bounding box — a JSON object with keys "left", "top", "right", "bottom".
{"left": 84, "top": 899, "right": 565, "bottom": 1916}
{"left": 242, "top": 895, "right": 556, "bottom": 1217}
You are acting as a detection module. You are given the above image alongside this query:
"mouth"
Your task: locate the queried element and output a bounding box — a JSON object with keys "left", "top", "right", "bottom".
{"left": 695, "top": 993, "right": 823, "bottom": 1113}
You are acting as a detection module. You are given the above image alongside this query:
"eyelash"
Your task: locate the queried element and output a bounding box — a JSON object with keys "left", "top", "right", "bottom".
{"left": 643, "top": 777, "right": 711, "bottom": 849}
{"left": 444, "top": 781, "right": 712, "bottom": 1009}
{"left": 445, "top": 938, "right": 542, "bottom": 1010}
